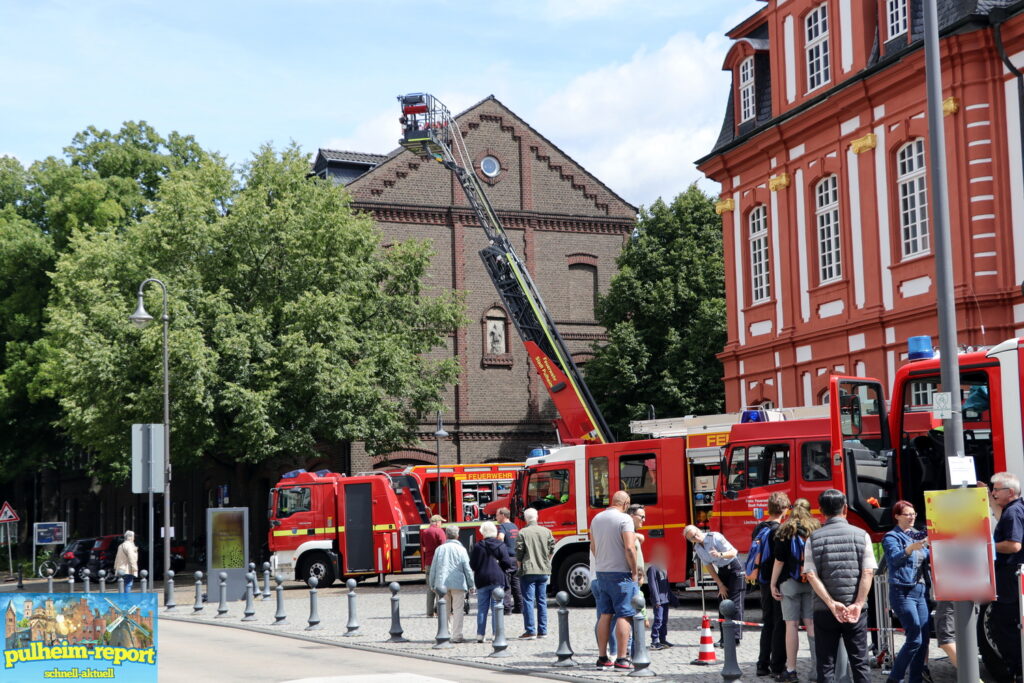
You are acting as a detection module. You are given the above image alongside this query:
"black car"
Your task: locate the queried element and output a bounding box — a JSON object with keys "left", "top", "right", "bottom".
{"left": 56, "top": 537, "right": 96, "bottom": 579}
{"left": 87, "top": 534, "right": 186, "bottom": 582}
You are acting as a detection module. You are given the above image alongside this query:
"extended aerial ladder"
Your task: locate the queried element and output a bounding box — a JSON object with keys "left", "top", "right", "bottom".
{"left": 397, "top": 93, "right": 612, "bottom": 444}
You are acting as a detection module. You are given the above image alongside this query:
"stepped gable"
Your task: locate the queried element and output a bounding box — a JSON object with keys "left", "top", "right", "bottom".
{"left": 344, "top": 95, "right": 636, "bottom": 219}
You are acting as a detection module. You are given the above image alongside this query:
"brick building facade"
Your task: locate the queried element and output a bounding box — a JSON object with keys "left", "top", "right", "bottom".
{"left": 697, "top": 0, "right": 1024, "bottom": 411}
{"left": 315, "top": 96, "right": 636, "bottom": 471}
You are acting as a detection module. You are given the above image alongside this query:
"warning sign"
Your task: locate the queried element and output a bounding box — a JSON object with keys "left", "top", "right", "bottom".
{"left": 0, "top": 501, "right": 18, "bottom": 523}
{"left": 925, "top": 487, "right": 995, "bottom": 601}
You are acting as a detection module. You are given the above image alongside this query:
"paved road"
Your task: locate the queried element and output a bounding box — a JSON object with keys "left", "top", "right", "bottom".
{"left": 159, "top": 618, "right": 543, "bottom": 683}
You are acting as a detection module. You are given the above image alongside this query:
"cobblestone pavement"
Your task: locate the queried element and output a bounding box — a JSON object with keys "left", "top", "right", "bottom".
{"left": 159, "top": 575, "right": 964, "bottom": 682}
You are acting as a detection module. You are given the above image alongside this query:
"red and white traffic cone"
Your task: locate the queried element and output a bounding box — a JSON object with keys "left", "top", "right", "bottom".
{"left": 691, "top": 613, "right": 717, "bottom": 665}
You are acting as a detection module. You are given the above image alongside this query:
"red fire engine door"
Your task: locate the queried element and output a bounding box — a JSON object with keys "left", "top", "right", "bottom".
{"left": 344, "top": 482, "right": 374, "bottom": 572}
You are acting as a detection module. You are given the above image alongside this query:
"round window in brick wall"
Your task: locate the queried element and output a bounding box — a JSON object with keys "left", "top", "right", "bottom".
{"left": 480, "top": 155, "right": 501, "bottom": 178}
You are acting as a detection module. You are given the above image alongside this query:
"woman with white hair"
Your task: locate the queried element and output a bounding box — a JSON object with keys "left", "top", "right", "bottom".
{"left": 470, "top": 521, "right": 513, "bottom": 642}
{"left": 114, "top": 530, "right": 139, "bottom": 592}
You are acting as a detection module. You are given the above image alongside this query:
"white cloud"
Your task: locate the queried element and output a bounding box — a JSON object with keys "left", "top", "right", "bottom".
{"left": 531, "top": 31, "right": 732, "bottom": 208}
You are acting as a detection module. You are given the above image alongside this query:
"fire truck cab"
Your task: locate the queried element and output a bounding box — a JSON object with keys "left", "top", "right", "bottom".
{"left": 267, "top": 469, "right": 428, "bottom": 586}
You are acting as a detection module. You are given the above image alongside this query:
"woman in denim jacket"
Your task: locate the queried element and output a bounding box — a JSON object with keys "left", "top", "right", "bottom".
{"left": 882, "top": 500, "right": 931, "bottom": 683}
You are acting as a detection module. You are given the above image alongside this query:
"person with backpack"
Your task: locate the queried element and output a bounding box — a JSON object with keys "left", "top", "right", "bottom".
{"left": 770, "top": 497, "right": 821, "bottom": 682}
{"left": 749, "top": 491, "right": 790, "bottom": 678}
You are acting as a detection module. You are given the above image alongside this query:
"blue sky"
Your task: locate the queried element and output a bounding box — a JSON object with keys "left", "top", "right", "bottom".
{"left": 0, "top": 0, "right": 763, "bottom": 208}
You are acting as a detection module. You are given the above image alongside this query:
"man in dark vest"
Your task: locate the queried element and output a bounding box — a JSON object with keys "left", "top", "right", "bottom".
{"left": 804, "top": 489, "right": 876, "bottom": 683}
{"left": 990, "top": 471, "right": 1024, "bottom": 682}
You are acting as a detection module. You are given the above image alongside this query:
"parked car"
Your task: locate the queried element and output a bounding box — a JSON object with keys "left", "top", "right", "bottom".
{"left": 87, "top": 534, "right": 185, "bottom": 582}
{"left": 56, "top": 537, "right": 96, "bottom": 579}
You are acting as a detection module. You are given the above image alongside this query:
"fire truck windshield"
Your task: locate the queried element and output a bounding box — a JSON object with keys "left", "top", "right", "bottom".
{"left": 526, "top": 469, "right": 570, "bottom": 510}
{"left": 276, "top": 487, "right": 311, "bottom": 518}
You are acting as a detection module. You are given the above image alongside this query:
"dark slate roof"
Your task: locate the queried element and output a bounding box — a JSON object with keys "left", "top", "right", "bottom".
{"left": 701, "top": 0, "right": 1024, "bottom": 161}
{"left": 318, "top": 149, "right": 389, "bottom": 164}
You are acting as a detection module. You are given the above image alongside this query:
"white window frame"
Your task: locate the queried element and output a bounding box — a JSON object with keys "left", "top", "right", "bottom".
{"left": 815, "top": 175, "right": 842, "bottom": 284}
{"left": 749, "top": 205, "right": 771, "bottom": 304}
{"left": 897, "top": 139, "right": 929, "bottom": 258}
{"left": 739, "top": 57, "right": 756, "bottom": 122}
{"left": 887, "top": 0, "right": 908, "bottom": 40}
{"left": 805, "top": 3, "right": 831, "bottom": 92}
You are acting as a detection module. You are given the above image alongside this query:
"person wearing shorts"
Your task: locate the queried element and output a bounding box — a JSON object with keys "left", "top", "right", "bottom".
{"left": 590, "top": 490, "right": 638, "bottom": 671}
{"left": 933, "top": 600, "right": 956, "bottom": 667}
{"left": 771, "top": 497, "right": 820, "bottom": 682}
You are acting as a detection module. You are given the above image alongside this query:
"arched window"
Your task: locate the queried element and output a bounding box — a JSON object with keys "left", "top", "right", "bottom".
{"left": 897, "top": 139, "right": 929, "bottom": 258}
{"left": 739, "top": 56, "right": 756, "bottom": 122}
{"left": 749, "top": 205, "right": 771, "bottom": 303}
{"left": 815, "top": 175, "right": 841, "bottom": 283}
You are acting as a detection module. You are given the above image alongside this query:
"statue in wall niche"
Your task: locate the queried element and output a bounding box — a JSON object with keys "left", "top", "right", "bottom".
{"left": 487, "top": 320, "right": 505, "bottom": 355}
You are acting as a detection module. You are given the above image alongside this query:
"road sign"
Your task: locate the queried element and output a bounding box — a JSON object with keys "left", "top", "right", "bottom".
{"left": 132, "top": 423, "right": 165, "bottom": 493}
{"left": 932, "top": 391, "right": 952, "bottom": 420}
{"left": 0, "top": 501, "right": 18, "bottom": 523}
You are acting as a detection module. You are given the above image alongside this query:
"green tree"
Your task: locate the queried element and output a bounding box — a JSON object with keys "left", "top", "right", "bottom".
{"left": 0, "top": 123, "right": 212, "bottom": 480}
{"left": 37, "top": 144, "right": 464, "bottom": 479}
{"left": 584, "top": 184, "right": 726, "bottom": 438}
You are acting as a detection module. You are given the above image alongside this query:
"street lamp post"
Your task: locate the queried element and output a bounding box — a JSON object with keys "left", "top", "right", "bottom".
{"left": 129, "top": 278, "right": 171, "bottom": 591}
{"left": 434, "top": 412, "right": 447, "bottom": 519}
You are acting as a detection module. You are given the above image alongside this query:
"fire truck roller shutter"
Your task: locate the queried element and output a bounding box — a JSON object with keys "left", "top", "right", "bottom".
{"left": 345, "top": 482, "right": 375, "bottom": 573}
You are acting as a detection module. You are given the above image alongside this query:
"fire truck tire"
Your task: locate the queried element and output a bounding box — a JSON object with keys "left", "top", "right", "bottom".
{"left": 557, "top": 552, "right": 594, "bottom": 607}
{"left": 977, "top": 602, "right": 1012, "bottom": 681}
{"left": 297, "top": 552, "right": 336, "bottom": 588}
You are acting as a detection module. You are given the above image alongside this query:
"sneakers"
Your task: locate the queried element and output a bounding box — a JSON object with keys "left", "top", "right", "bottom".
{"left": 596, "top": 656, "right": 613, "bottom": 669}
{"left": 650, "top": 642, "right": 665, "bottom": 650}
{"left": 661, "top": 640, "right": 675, "bottom": 648}
{"left": 776, "top": 671, "right": 798, "bottom": 682}
{"left": 614, "top": 657, "right": 633, "bottom": 670}
{"left": 518, "top": 632, "right": 536, "bottom": 640}
{"left": 536, "top": 633, "right": 548, "bottom": 638}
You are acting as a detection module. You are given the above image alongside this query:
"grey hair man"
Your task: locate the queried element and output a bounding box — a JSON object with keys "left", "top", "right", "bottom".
{"left": 515, "top": 507, "right": 554, "bottom": 639}
{"left": 990, "top": 472, "right": 1024, "bottom": 680}
{"left": 428, "top": 525, "right": 475, "bottom": 643}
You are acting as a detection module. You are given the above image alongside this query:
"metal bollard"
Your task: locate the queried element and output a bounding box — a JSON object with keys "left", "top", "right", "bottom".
{"left": 193, "top": 571, "right": 204, "bottom": 613}
{"left": 45, "top": 568, "right": 54, "bottom": 594}
{"left": 140, "top": 569, "right": 148, "bottom": 593}
{"left": 262, "top": 562, "right": 271, "bottom": 600}
{"left": 490, "top": 587, "right": 510, "bottom": 658}
{"left": 165, "top": 570, "right": 176, "bottom": 610}
{"left": 83, "top": 569, "right": 91, "bottom": 594}
{"left": 243, "top": 572, "right": 257, "bottom": 622}
{"left": 629, "top": 592, "right": 654, "bottom": 677}
{"left": 553, "top": 591, "right": 576, "bottom": 667}
{"left": 216, "top": 572, "right": 229, "bottom": 617}
{"left": 433, "top": 589, "right": 453, "bottom": 649}
{"left": 272, "top": 574, "right": 288, "bottom": 625}
{"left": 720, "top": 599, "right": 742, "bottom": 682}
{"left": 248, "top": 563, "right": 257, "bottom": 597}
{"left": 305, "top": 576, "right": 321, "bottom": 630}
{"left": 117, "top": 573, "right": 125, "bottom": 593}
{"left": 68, "top": 574, "right": 75, "bottom": 593}
{"left": 344, "top": 578, "right": 359, "bottom": 636}
{"left": 98, "top": 570, "right": 106, "bottom": 593}
{"left": 16, "top": 569, "right": 23, "bottom": 590}
{"left": 387, "top": 582, "right": 408, "bottom": 643}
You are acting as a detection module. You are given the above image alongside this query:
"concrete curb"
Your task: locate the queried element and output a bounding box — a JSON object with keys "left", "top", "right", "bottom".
{"left": 160, "top": 614, "right": 609, "bottom": 683}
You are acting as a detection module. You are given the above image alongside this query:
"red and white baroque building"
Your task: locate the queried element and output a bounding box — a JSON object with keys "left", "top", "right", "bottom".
{"left": 698, "top": 0, "right": 1024, "bottom": 412}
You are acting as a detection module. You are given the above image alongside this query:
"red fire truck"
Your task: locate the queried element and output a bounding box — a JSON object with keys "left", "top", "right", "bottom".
{"left": 267, "top": 469, "right": 430, "bottom": 586}
{"left": 388, "top": 463, "right": 522, "bottom": 522}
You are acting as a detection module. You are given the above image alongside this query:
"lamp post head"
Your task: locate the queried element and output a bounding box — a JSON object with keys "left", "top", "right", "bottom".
{"left": 434, "top": 427, "right": 448, "bottom": 440}
{"left": 129, "top": 295, "right": 154, "bottom": 328}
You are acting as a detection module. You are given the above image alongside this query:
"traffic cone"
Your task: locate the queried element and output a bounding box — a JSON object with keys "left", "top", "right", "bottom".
{"left": 691, "top": 613, "right": 717, "bottom": 665}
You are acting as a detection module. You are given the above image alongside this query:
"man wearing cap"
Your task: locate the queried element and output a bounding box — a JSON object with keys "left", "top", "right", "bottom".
{"left": 422, "top": 514, "right": 447, "bottom": 617}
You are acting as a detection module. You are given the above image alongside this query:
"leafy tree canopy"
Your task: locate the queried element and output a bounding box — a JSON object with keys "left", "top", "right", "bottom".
{"left": 4, "top": 130, "right": 463, "bottom": 481}
{"left": 584, "top": 184, "right": 726, "bottom": 438}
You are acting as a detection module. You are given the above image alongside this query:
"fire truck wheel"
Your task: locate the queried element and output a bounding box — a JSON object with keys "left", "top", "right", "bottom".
{"left": 297, "top": 552, "right": 336, "bottom": 588}
{"left": 977, "top": 602, "right": 1011, "bottom": 681}
{"left": 557, "top": 551, "right": 594, "bottom": 607}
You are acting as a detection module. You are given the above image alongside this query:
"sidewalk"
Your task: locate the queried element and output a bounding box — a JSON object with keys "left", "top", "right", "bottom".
{"left": 158, "top": 576, "right": 961, "bottom": 682}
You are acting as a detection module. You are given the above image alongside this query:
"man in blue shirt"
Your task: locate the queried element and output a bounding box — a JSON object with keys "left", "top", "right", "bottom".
{"left": 991, "top": 472, "right": 1024, "bottom": 682}
{"left": 496, "top": 507, "right": 522, "bottom": 614}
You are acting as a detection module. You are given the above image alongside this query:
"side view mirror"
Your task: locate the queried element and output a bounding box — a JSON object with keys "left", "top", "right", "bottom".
{"left": 724, "top": 490, "right": 739, "bottom": 501}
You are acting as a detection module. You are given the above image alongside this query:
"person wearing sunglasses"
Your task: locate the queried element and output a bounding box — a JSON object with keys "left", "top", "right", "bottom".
{"left": 881, "top": 501, "right": 930, "bottom": 683}
{"left": 990, "top": 472, "right": 1024, "bottom": 683}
